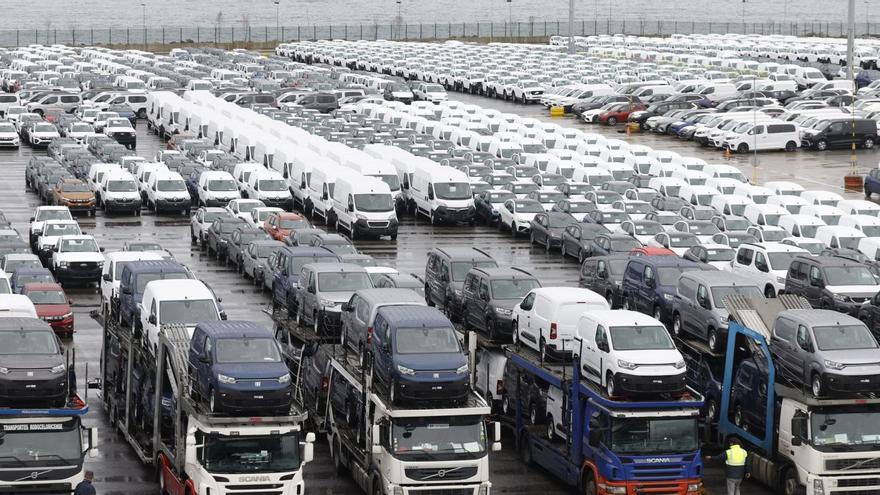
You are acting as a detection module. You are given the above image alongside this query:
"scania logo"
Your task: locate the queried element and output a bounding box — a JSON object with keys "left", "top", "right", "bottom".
{"left": 239, "top": 475, "right": 271, "bottom": 483}
{"left": 644, "top": 458, "right": 672, "bottom": 463}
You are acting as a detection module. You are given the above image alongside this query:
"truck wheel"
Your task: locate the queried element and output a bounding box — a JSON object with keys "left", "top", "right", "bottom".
{"left": 372, "top": 477, "right": 383, "bottom": 495}
{"left": 782, "top": 467, "right": 800, "bottom": 495}
{"left": 582, "top": 472, "right": 597, "bottom": 495}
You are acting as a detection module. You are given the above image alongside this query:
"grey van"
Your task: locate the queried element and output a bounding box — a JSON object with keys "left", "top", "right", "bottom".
{"left": 672, "top": 271, "right": 763, "bottom": 352}
{"left": 295, "top": 262, "right": 374, "bottom": 335}
{"left": 341, "top": 288, "right": 426, "bottom": 355}
{"left": 771, "top": 309, "right": 880, "bottom": 396}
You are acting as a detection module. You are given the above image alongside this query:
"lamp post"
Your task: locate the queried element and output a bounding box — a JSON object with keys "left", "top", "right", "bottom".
{"left": 507, "top": 0, "right": 512, "bottom": 39}
{"left": 274, "top": 0, "right": 280, "bottom": 42}
{"left": 567, "top": 0, "right": 574, "bottom": 54}
{"left": 396, "top": 0, "right": 402, "bottom": 40}
{"left": 141, "top": 3, "right": 146, "bottom": 50}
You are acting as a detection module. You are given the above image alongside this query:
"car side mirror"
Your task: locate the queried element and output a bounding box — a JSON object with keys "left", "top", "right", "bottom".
{"left": 348, "top": 204, "right": 354, "bottom": 213}
{"left": 810, "top": 277, "right": 824, "bottom": 288}
{"left": 29, "top": 217, "right": 34, "bottom": 222}
{"left": 99, "top": 247, "right": 105, "bottom": 252}
{"left": 102, "top": 273, "right": 111, "bottom": 282}
{"left": 342, "top": 302, "right": 353, "bottom": 312}
{"left": 121, "top": 286, "right": 131, "bottom": 295}
{"left": 148, "top": 314, "right": 157, "bottom": 325}
{"left": 646, "top": 277, "right": 656, "bottom": 288}
{"left": 308, "top": 285, "right": 315, "bottom": 294}
{"left": 199, "top": 351, "right": 210, "bottom": 364}
{"left": 440, "top": 272, "right": 448, "bottom": 283}
{"left": 598, "top": 270, "right": 607, "bottom": 279}
{"left": 322, "top": 192, "right": 328, "bottom": 200}
{"left": 219, "top": 311, "right": 228, "bottom": 320}
{"left": 698, "top": 295, "right": 710, "bottom": 309}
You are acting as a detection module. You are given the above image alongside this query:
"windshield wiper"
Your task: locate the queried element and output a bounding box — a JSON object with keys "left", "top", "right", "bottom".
{"left": 27, "top": 453, "right": 71, "bottom": 465}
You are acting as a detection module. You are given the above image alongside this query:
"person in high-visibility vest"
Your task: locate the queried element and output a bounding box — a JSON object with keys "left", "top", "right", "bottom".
{"left": 709, "top": 439, "right": 751, "bottom": 495}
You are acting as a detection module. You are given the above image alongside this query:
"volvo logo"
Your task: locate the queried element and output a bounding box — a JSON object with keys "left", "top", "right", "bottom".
{"left": 436, "top": 470, "right": 446, "bottom": 478}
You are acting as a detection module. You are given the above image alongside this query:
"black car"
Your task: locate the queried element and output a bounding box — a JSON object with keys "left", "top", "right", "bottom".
{"left": 628, "top": 101, "right": 697, "bottom": 129}
{"left": 560, "top": 223, "right": 610, "bottom": 262}
{"left": 0, "top": 318, "right": 68, "bottom": 407}
{"left": 579, "top": 255, "right": 629, "bottom": 308}
{"left": 529, "top": 212, "right": 578, "bottom": 250}
{"left": 205, "top": 216, "right": 247, "bottom": 261}
{"left": 474, "top": 190, "right": 516, "bottom": 225}
{"left": 801, "top": 118, "right": 877, "bottom": 150}
{"left": 461, "top": 267, "right": 541, "bottom": 342}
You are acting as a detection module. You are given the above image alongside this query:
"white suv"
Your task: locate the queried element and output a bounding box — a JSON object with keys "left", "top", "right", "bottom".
{"left": 728, "top": 242, "right": 809, "bottom": 298}
{"left": 51, "top": 235, "right": 105, "bottom": 285}
{"left": 577, "top": 310, "right": 687, "bottom": 397}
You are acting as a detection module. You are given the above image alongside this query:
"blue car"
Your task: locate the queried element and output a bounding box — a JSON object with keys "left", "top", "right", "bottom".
{"left": 866, "top": 168, "right": 880, "bottom": 199}
{"left": 117, "top": 260, "right": 192, "bottom": 328}
{"left": 10, "top": 267, "right": 55, "bottom": 293}
{"left": 620, "top": 256, "right": 714, "bottom": 323}
{"left": 270, "top": 246, "right": 340, "bottom": 312}
{"left": 188, "top": 320, "right": 292, "bottom": 414}
{"left": 370, "top": 306, "right": 469, "bottom": 404}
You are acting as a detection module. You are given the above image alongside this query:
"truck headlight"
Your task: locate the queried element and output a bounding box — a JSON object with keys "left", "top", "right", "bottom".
{"left": 51, "top": 364, "right": 66, "bottom": 374}
{"left": 604, "top": 486, "right": 626, "bottom": 495}
{"left": 397, "top": 365, "right": 416, "bottom": 376}
{"left": 814, "top": 479, "right": 825, "bottom": 495}
{"left": 824, "top": 360, "right": 846, "bottom": 370}
{"left": 278, "top": 373, "right": 291, "bottom": 384}
{"left": 456, "top": 364, "right": 469, "bottom": 374}
{"left": 478, "top": 484, "right": 490, "bottom": 495}
{"left": 218, "top": 374, "right": 237, "bottom": 384}
{"left": 687, "top": 482, "right": 702, "bottom": 493}
{"left": 494, "top": 307, "right": 512, "bottom": 316}
{"left": 617, "top": 360, "right": 638, "bottom": 370}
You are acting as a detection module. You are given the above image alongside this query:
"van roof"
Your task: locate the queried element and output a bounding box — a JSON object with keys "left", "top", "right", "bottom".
{"left": 194, "top": 320, "right": 271, "bottom": 338}
{"left": 123, "top": 260, "right": 188, "bottom": 274}
{"left": 581, "top": 309, "right": 661, "bottom": 326}
{"left": 143, "top": 278, "right": 211, "bottom": 296}
{"left": 353, "top": 288, "right": 425, "bottom": 304}
{"left": 628, "top": 256, "right": 704, "bottom": 269}
{"left": 303, "top": 262, "right": 367, "bottom": 273}
{"left": 0, "top": 316, "right": 52, "bottom": 332}
{"left": 529, "top": 287, "right": 607, "bottom": 302}
{"left": 679, "top": 270, "right": 759, "bottom": 286}
{"left": 376, "top": 305, "right": 451, "bottom": 327}
{"left": 778, "top": 309, "right": 862, "bottom": 326}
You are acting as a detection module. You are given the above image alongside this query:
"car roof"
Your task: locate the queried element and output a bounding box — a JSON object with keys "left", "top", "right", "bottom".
{"left": 681, "top": 270, "right": 759, "bottom": 286}
{"left": 0, "top": 317, "right": 52, "bottom": 332}
{"left": 354, "top": 288, "right": 425, "bottom": 304}
{"left": 122, "top": 260, "right": 188, "bottom": 273}
{"left": 195, "top": 320, "right": 271, "bottom": 338}
{"left": 376, "top": 305, "right": 450, "bottom": 327}
{"left": 779, "top": 309, "right": 862, "bottom": 326}
{"left": 468, "top": 267, "right": 536, "bottom": 280}
{"left": 22, "top": 282, "right": 64, "bottom": 292}
{"left": 304, "top": 262, "right": 367, "bottom": 273}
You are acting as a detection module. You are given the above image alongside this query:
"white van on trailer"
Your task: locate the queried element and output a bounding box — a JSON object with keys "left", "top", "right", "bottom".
{"left": 332, "top": 172, "right": 398, "bottom": 240}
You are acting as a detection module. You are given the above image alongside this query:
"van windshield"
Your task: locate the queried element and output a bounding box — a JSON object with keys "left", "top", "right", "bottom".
{"left": 768, "top": 252, "right": 800, "bottom": 270}
{"left": 452, "top": 261, "right": 498, "bottom": 281}
{"left": 216, "top": 338, "right": 282, "bottom": 363}
{"left": 209, "top": 179, "right": 237, "bottom": 191}
{"left": 44, "top": 224, "right": 80, "bottom": 236}
{"left": 395, "top": 327, "right": 460, "bottom": 354}
{"left": 491, "top": 279, "right": 541, "bottom": 299}
{"left": 824, "top": 266, "right": 877, "bottom": 286}
{"left": 355, "top": 194, "right": 394, "bottom": 212}
{"left": 0, "top": 331, "right": 59, "bottom": 354}
{"left": 259, "top": 180, "right": 288, "bottom": 191}
{"left": 813, "top": 325, "right": 878, "bottom": 351}
{"left": 433, "top": 182, "right": 472, "bottom": 200}
{"left": 157, "top": 180, "right": 186, "bottom": 192}
{"left": 375, "top": 174, "right": 401, "bottom": 191}
{"left": 710, "top": 286, "right": 763, "bottom": 308}
{"left": 107, "top": 180, "right": 137, "bottom": 192}
{"left": 159, "top": 299, "right": 218, "bottom": 325}
{"left": 317, "top": 272, "right": 371, "bottom": 292}
{"left": 609, "top": 325, "right": 675, "bottom": 350}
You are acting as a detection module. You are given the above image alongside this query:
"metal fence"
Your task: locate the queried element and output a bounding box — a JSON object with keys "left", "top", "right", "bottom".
{"left": 0, "top": 21, "right": 877, "bottom": 48}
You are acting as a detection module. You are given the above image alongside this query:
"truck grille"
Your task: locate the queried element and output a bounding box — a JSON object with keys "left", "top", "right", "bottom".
{"left": 225, "top": 483, "right": 285, "bottom": 492}
{"left": 405, "top": 467, "right": 478, "bottom": 481}
{"left": 70, "top": 262, "right": 98, "bottom": 271}
{"left": 367, "top": 221, "right": 390, "bottom": 228}
{"left": 838, "top": 479, "right": 880, "bottom": 488}
{"left": 830, "top": 490, "right": 880, "bottom": 495}
{"left": 828, "top": 459, "right": 880, "bottom": 470}
{"left": 407, "top": 489, "right": 474, "bottom": 495}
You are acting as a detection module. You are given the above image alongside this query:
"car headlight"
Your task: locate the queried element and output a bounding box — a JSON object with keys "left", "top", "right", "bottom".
{"left": 218, "top": 374, "right": 237, "bottom": 384}
{"left": 320, "top": 298, "right": 339, "bottom": 307}
{"left": 662, "top": 293, "right": 673, "bottom": 301}
{"left": 674, "top": 360, "right": 686, "bottom": 369}
{"left": 454, "top": 289, "right": 462, "bottom": 297}
{"left": 687, "top": 482, "right": 702, "bottom": 493}
{"left": 51, "top": 364, "right": 66, "bottom": 374}
{"left": 355, "top": 213, "right": 367, "bottom": 221}
{"left": 814, "top": 479, "right": 825, "bottom": 495}
{"left": 824, "top": 360, "right": 846, "bottom": 370}
{"left": 278, "top": 373, "right": 291, "bottom": 384}
{"left": 495, "top": 307, "right": 513, "bottom": 316}
{"left": 397, "top": 365, "right": 416, "bottom": 376}
{"left": 833, "top": 293, "right": 850, "bottom": 302}
{"left": 393, "top": 487, "right": 404, "bottom": 495}
{"left": 617, "top": 360, "right": 638, "bottom": 371}
{"left": 0, "top": 367, "right": 7, "bottom": 374}
{"left": 59, "top": 261, "right": 69, "bottom": 268}
{"left": 777, "top": 276, "right": 786, "bottom": 284}
{"left": 456, "top": 364, "right": 469, "bottom": 374}
{"left": 97, "top": 261, "right": 104, "bottom": 267}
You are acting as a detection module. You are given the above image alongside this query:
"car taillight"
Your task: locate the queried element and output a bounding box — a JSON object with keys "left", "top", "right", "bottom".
{"left": 321, "top": 376, "right": 329, "bottom": 392}
{"left": 550, "top": 322, "right": 557, "bottom": 340}
{"left": 367, "top": 326, "right": 373, "bottom": 344}
{"left": 496, "top": 380, "right": 503, "bottom": 395}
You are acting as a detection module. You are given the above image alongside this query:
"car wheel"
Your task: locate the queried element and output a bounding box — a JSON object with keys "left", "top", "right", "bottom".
{"left": 512, "top": 320, "right": 520, "bottom": 347}
{"left": 313, "top": 311, "right": 320, "bottom": 334}
{"left": 511, "top": 223, "right": 517, "bottom": 237}
{"left": 708, "top": 327, "right": 719, "bottom": 353}
{"left": 606, "top": 291, "right": 614, "bottom": 308}
{"left": 812, "top": 373, "right": 823, "bottom": 397}
{"left": 424, "top": 286, "right": 434, "bottom": 307}
{"left": 390, "top": 379, "right": 398, "bottom": 404}
{"left": 672, "top": 313, "right": 682, "bottom": 337}
{"left": 529, "top": 402, "right": 540, "bottom": 425}
{"left": 737, "top": 143, "right": 749, "bottom": 154}
{"left": 529, "top": 231, "right": 536, "bottom": 244}
{"left": 561, "top": 244, "right": 567, "bottom": 257}
{"left": 706, "top": 399, "right": 718, "bottom": 420}
{"left": 209, "top": 388, "right": 218, "bottom": 413}
{"left": 817, "top": 139, "right": 828, "bottom": 151}
{"left": 501, "top": 393, "right": 510, "bottom": 416}
{"left": 733, "top": 404, "right": 744, "bottom": 428}
{"left": 785, "top": 141, "right": 797, "bottom": 152}
{"left": 578, "top": 249, "right": 586, "bottom": 264}
{"left": 607, "top": 116, "right": 617, "bottom": 126}
{"left": 605, "top": 372, "right": 616, "bottom": 397}
{"left": 764, "top": 285, "right": 776, "bottom": 298}
{"left": 866, "top": 137, "right": 876, "bottom": 149}
{"left": 486, "top": 317, "right": 496, "bottom": 341}
{"left": 546, "top": 415, "right": 556, "bottom": 441}
{"left": 539, "top": 338, "right": 547, "bottom": 362}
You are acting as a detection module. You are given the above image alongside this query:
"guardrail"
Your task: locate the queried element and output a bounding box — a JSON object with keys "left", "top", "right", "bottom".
{"left": 0, "top": 21, "right": 876, "bottom": 49}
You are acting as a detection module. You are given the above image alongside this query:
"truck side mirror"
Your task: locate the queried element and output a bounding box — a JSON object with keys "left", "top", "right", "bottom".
{"left": 148, "top": 314, "right": 157, "bottom": 325}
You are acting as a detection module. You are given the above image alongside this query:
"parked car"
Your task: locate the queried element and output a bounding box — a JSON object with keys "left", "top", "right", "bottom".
{"left": 785, "top": 256, "right": 880, "bottom": 316}
{"left": 0, "top": 317, "right": 68, "bottom": 406}
{"left": 21, "top": 282, "right": 73, "bottom": 338}
{"left": 513, "top": 287, "right": 610, "bottom": 358}
{"left": 461, "top": 267, "right": 541, "bottom": 342}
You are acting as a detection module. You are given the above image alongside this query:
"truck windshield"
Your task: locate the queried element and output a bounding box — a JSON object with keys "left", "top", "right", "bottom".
{"left": 395, "top": 327, "right": 461, "bottom": 354}
{"left": 812, "top": 407, "right": 880, "bottom": 451}
{"left": 813, "top": 325, "right": 878, "bottom": 351}
{"left": 610, "top": 417, "right": 699, "bottom": 455}
{"left": 44, "top": 224, "right": 80, "bottom": 236}
{"left": 216, "top": 338, "right": 281, "bottom": 363}
{"left": 433, "top": 182, "right": 472, "bottom": 200}
{"left": 0, "top": 419, "right": 82, "bottom": 468}
{"left": 60, "top": 239, "right": 98, "bottom": 253}
{"left": 354, "top": 194, "right": 394, "bottom": 213}
{"left": 159, "top": 299, "right": 218, "bottom": 325}
{"left": 202, "top": 431, "right": 301, "bottom": 473}
{"left": 609, "top": 325, "right": 675, "bottom": 351}
{"left": 391, "top": 416, "right": 487, "bottom": 461}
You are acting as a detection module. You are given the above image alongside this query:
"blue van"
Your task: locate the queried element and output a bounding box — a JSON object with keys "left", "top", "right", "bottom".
{"left": 269, "top": 246, "right": 340, "bottom": 312}
{"left": 370, "top": 306, "right": 469, "bottom": 404}
{"left": 117, "top": 260, "right": 192, "bottom": 328}
{"left": 188, "top": 320, "right": 292, "bottom": 414}
{"left": 621, "top": 256, "right": 714, "bottom": 323}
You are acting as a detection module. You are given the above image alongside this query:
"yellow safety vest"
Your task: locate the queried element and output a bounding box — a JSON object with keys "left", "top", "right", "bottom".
{"left": 726, "top": 445, "right": 748, "bottom": 466}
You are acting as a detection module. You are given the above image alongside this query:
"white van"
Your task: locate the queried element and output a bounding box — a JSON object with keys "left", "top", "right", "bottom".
{"left": 839, "top": 215, "right": 880, "bottom": 237}
{"left": 777, "top": 215, "right": 826, "bottom": 239}
{"left": 725, "top": 122, "right": 800, "bottom": 153}
{"left": 695, "top": 82, "right": 738, "bottom": 102}
{"left": 145, "top": 170, "right": 191, "bottom": 215}
{"left": 245, "top": 169, "right": 293, "bottom": 210}
{"left": 711, "top": 194, "right": 754, "bottom": 216}
{"left": 140, "top": 279, "right": 222, "bottom": 354}
{"left": 332, "top": 172, "right": 398, "bottom": 240}
{"left": 100, "top": 170, "right": 142, "bottom": 215}
{"left": 100, "top": 251, "right": 163, "bottom": 315}
{"left": 815, "top": 225, "right": 866, "bottom": 250}
{"left": 308, "top": 164, "right": 345, "bottom": 224}
{"left": 512, "top": 287, "right": 610, "bottom": 357}
{"left": 410, "top": 162, "right": 475, "bottom": 224}
{"left": 837, "top": 199, "right": 880, "bottom": 217}
{"left": 197, "top": 170, "right": 241, "bottom": 207}
{"left": 0, "top": 294, "right": 38, "bottom": 318}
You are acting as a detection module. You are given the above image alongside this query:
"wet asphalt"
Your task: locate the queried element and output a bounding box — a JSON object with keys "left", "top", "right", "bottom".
{"left": 6, "top": 83, "right": 873, "bottom": 493}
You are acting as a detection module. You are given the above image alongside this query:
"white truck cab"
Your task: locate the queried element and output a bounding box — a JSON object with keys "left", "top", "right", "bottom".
{"left": 332, "top": 172, "right": 398, "bottom": 240}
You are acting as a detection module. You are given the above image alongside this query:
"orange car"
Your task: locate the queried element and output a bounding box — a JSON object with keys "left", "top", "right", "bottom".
{"left": 52, "top": 178, "right": 96, "bottom": 216}
{"left": 630, "top": 246, "right": 677, "bottom": 257}
{"left": 263, "top": 212, "right": 310, "bottom": 241}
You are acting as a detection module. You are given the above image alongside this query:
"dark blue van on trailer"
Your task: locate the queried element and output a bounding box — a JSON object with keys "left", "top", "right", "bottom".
{"left": 188, "top": 320, "right": 293, "bottom": 414}
{"left": 621, "top": 256, "right": 714, "bottom": 323}
{"left": 370, "top": 305, "right": 469, "bottom": 404}
{"left": 117, "top": 260, "right": 192, "bottom": 328}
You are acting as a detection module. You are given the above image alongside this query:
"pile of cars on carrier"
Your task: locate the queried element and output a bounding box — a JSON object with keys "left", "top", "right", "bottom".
{"left": 4, "top": 39, "right": 880, "bottom": 495}
{"left": 285, "top": 37, "right": 880, "bottom": 154}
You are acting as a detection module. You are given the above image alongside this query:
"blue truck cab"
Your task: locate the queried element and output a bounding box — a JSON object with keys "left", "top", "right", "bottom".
{"left": 370, "top": 305, "right": 469, "bottom": 404}
{"left": 270, "top": 246, "right": 340, "bottom": 310}
{"left": 117, "top": 260, "right": 192, "bottom": 328}
{"left": 621, "top": 256, "right": 713, "bottom": 323}
{"left": 507, "top": 352, "right": 704, "bottom": 495}
{"left": 188, "top": 320, "right": 293, "bottom": 414}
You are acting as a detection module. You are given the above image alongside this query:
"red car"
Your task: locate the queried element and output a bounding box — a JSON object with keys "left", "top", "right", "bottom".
{"left": 598, "top": 102, "right": 646, "bottom": 126}
{"left": 263, "top": 212, "right": 310, "bottom": 241}
{"left": 22, "top": 282, "right": 73, "bottom": 337}
{"left": 630, "top": 246, "right": 677, "bottom": 257}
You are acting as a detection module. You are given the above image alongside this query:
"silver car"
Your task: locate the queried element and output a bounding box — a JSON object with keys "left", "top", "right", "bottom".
{"left": 771, "top": 310, "right": 880, "bottom": 396}
{"left": 241, "top": 240, "right": 284, "bottom": 284}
